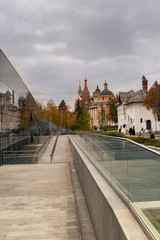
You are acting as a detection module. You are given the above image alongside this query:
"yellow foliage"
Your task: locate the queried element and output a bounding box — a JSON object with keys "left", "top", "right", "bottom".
{"left": 144, "top": 81, "right": 160, "bottom": 120}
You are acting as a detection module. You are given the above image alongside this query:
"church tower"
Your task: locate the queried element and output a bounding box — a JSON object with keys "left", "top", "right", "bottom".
{"left": 104, "top": 80, "right": 108, "bottom": 90}
{"left": 82, "top": 78, "right": 90, "bottom": 107}
{"left": 75, "top": 77, "right": 91, "bottom": 110}
{"left": 78, "top": 81, "right": 83, "bottom": 97}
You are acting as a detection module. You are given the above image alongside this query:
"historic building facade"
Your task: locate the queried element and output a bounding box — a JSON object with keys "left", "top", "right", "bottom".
{"left": 117, "top": 76, "right": 160, "bottom": 134}
{"left": 0, "top": 91, "right": 19, "bottom": 130}
{"left": 89, "top": 81, "right": 114, "bottom": 129}
{"left": 75, "top": 78, "right": 90, "bottom": 109}
{"left": 75, "top": 78, "right": 115, "bottom": 129}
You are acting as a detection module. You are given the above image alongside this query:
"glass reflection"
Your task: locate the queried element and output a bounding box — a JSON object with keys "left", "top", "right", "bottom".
{"left": 0, "top": 49, "right": 38, "bottom": 165}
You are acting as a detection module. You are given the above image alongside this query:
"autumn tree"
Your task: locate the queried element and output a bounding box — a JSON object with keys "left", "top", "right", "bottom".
{"left": 143, "top": 81, "right": 160, "bottom": 120}
{"left": 18, "top": 96, "right": 40, "bottom": 129}
{"left": 43, "top": 99, "right": 59, "bottom": 125}
{"left": 74, "top": 99, "right": 82, "bottom": 129}
{"left": 33, "top": 102, "right": 44, "bottom": 122}
{"left": 67, "top": 111, "right": 77, "bottom": 130}
{"left": 75, "top": 99, "right": 82, "bottom": 116}
{"left": 107, "top": 98, "right": 118, "bottom": 123}
{"left": 58, "top": 100, "right": 69, "bottom": 129}
{"left": 98, "top": 104, "right": 107, "bottom": 130}
{"left": 79, "top": 107, "right": 91, "bottom": 131}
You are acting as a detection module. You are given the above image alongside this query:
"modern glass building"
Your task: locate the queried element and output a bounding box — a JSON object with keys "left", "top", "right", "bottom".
{"left": 0, "top": 49, "right": 37, "bottom": 130}
{"left": 0, "top": 49, "right": 38, "bottom": 165}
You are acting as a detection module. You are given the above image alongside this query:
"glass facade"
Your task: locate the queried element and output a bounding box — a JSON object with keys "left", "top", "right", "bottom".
{"left": 72, "top": 133, "right": 160, "bottom": 239}
{"left": 0, "top": 49, "right": 38, "bottom": 165}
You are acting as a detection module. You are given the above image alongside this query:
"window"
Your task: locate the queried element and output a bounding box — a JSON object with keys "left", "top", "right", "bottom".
{"left": 146, "top": 120, "right": 151, "bottom": 130}
{"left": 140, "top": 118, "right": 143, "bottom": 123}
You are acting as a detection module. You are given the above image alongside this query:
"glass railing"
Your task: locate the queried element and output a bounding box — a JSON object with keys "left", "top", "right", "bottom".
{"left": 71, "top": 133, "right": 160, "bottom": 239}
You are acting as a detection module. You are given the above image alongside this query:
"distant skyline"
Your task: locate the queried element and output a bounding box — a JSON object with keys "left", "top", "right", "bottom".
{"left": 0, "top": 0, "right": 160, "bottom": 109}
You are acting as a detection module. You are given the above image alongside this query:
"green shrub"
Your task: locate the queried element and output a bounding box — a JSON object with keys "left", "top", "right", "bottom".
{"left": 105, "top": 131, "right": 125, "bottom": 137}
{"left": 101, "top": 126, "right": 118, "bottom": 131}
{"left": 101, "top": 126, "right": 108, "bottom": 131}
{"left": 127, "top": 137, "right": 160, "bottom": 147}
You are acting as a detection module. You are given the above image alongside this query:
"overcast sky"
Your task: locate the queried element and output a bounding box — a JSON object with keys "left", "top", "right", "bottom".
{"left": 0, "top": 0, "right": 160, "bottom": 109}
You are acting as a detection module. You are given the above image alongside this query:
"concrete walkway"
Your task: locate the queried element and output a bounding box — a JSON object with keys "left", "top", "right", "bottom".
{"left": 39, "top": 135, "right": 57, "bottom": 163}
{"left": 0, "top": 135, "right": 96, "bottom": 240}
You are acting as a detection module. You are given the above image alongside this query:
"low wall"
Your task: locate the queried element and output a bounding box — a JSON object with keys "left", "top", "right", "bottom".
{"left": 30, "top": 136, "right": 48, "bottom": 144}
{"left": 155, "top": 134, "right": 160, "bottom": 140}
{"left": 69, "top": 136, "right": 149, "bottom": 240}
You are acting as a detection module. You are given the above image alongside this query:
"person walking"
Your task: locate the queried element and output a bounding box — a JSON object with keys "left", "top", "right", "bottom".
{"left": 129, "top": 128, "right": 132, "bottom": 136}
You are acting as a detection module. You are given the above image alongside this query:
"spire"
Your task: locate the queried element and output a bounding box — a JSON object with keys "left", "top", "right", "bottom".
{"left": 104, "top": 80, "right": 108, "bottom": 90}
{"left": 78, "top": 81, "right": 82, "bottom": 93}
{"left": 83, "top": 77, "right": 89, "bottom": 92}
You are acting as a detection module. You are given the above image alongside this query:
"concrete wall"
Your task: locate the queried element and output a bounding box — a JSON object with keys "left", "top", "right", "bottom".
{"left": 31, "top": 136, "right": 48, "bottom": 144}
{"left": 69, "top": 136, "right": 149, "bottom": 240}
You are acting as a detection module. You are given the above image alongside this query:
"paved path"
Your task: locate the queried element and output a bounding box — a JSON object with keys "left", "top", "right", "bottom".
{"left": 0, "top": 135, "right": 96, "bottom": 240}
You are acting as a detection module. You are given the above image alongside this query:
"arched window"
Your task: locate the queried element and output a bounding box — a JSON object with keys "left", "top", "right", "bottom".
{"left": 146, "top": 120, "right": 151, "bottom": 130}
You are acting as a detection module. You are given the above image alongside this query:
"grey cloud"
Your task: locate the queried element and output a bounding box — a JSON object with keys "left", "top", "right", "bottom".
{"left": 0, "top": 0, "right": 160, "bottom": 108}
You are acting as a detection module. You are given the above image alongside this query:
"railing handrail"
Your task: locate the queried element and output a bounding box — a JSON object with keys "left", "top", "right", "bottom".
{"left": 50, "top": 134, "right": 59, "bottom": 163}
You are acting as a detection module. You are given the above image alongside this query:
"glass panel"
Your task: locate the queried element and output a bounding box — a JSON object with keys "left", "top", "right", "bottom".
{"left": 73, "top": 133, "right": 160, "bottom": 238}
{"left": 128, "top": 144, "right": 160, "bottom": 202}
{"left": 0, "top": 50, "right": 40, "bottom": 165}
{"left": 143, "top": 209, "right": 160, "bottom": 234}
